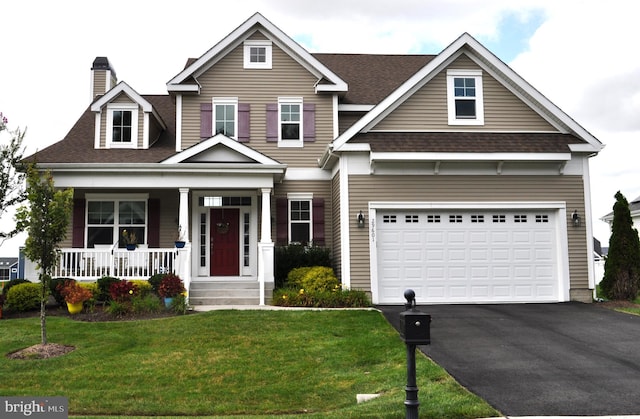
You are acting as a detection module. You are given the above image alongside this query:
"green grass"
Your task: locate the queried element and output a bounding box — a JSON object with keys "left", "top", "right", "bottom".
{"left": 0, "top": 310, "right": 499, "bottom": 418}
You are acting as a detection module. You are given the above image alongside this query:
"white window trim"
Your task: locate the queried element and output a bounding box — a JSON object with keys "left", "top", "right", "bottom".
{"left": 243, "top": 40, "right": 272, "bottom": 69}
{"left": 212, "top": 97, "right": 238, "bottom": 139}
{"left": 85, "top": 194, "right": 149, "bottom": 247}
{"left": 278, "top": 97, "right": 303, "bottom": 148}
{"left": 287, "top": 193, "right": 313, "bottom": 244}
{"left": 106, "top": 103, "right": 139, "bottom": 148}
{"left": 446, "top": 69, "right": 484, "bottom": 126}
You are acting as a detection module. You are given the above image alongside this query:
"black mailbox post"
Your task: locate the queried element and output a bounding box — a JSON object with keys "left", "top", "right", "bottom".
{"left": 399, "top": 289, "right": 431, "bottom": 419}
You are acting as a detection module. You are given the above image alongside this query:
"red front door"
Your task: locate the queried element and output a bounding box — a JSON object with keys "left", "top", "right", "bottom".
{"left": 210, "top": 208, "right": 239, "bottom": 276}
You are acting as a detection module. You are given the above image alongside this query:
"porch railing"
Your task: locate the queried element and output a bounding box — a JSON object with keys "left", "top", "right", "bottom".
{"left": 54, "top": 248, "right": 179, "bottom": 280}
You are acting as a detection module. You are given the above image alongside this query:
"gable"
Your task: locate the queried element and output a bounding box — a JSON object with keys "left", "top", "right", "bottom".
{"left": 371, "top": 54, "right": 556, "bottom": 132}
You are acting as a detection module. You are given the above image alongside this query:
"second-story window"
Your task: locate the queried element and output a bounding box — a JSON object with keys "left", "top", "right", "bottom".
{"left": 446, "top": 69, "right": 484, "bottom": 125}
{"left": 213, "top": 98, "right": 238, "bottom": 139}
{"left": 106, "top": 103, "right": 138, "bottom": 148}
{"left": 278, "top": 97, "right": 303, "bottom": 147}
{"left": 244, "top": 40, "right": 272, "bottom": 69}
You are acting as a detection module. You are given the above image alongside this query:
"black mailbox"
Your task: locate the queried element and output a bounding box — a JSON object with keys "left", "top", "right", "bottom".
{"left": 399, "top": 290, "right": 431, "bottom": 345}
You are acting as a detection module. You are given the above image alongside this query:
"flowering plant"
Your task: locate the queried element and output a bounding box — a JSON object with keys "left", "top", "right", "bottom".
{"left": 58, "top": 280, "right": 93, "bottom": 304}
{"left": 158, "top": 274, "right": 185, "bottom": 298}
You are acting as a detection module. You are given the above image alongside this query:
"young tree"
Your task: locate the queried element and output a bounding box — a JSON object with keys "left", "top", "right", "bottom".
{"left": 600, "top": 191, "right": 640, "bottom": 301}
{"left": 0, "top": 112, "right": 26, "bottom": 243}
{"left": 14, "top": 163, "right": 73, "bottom": 345}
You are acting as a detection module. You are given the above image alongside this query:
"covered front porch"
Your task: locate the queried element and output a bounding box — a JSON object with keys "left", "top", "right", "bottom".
{"left": 28, "top": 135, "right": 286, "bottom": 305}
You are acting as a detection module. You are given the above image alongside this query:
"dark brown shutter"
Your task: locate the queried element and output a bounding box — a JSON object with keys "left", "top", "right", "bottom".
{"left": 266, "top": 103, "right": 278, "bottom": 142}
{"left": 303, "top": 103, "right": 315, "bottom": 142}
{"left": 238, "top": 103, "right": 250, "bottom": 142}
{"left": 147, "top": 199, "right": 160, "bottom": 248}
{"left": 72, "top": 199, "right": 85, "bottom": 248}
{"left": 312, "top": 197, "right": 325, "bottom": 246}
{"left": 276, "top": 197, "right": 288, "bottom": 245}
{"left": 200, "top": 103, "right": 212, "bottom": 139}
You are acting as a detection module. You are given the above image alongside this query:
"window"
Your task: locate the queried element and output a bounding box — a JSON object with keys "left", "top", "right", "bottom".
{"left": 87, "top": 199, "right": 146, "bottom": 248}
{"left": 213, "top": 98, "right": 237, "bottom": 138}
{"left": 106, "top": 103, "right": 138, "bottom": 147}
{"left": 406, "top": 215, "right": 419, "bottom": 223}
{"left": 279, "top": 98, "right": 303, "bottom": 146}
{"left": 244, "top": 40, "right": 272, "bottom": 69}
{"left": 447, "top": 69, "right": 484, "bottom": 125}
{"left": 427, "top": 215, "right": 441, "bottom": 223}
{"left": 449, "top": 215, "right": 463, "bottom": 223}
{"left": 289, "top": 200, "right": 311, "bottom": 244}
{"left": 383, "top": 215, "right": 397, "bottom": 223}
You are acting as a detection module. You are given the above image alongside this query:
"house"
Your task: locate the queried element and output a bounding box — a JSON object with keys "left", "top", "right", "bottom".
{"left": 0, "top": 257, "right": 19, "bottom": 282}
{"left": 601, "top": 194, "right": 640, "bottom": 231}
{"left": 24, "top": 13, "right": 603, "bottom": 305}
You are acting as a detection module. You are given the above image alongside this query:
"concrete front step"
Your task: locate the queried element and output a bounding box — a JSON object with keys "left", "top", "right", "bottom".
{"left": 188, "top": 281, "right": 272, "bottom": 306}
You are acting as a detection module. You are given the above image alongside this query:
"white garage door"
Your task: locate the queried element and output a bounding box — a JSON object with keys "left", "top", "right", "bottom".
{"left": 376, "top": 209, "right": 560, "bottom": 304}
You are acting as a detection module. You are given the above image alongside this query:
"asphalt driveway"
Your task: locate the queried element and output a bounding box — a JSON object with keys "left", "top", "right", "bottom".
{"left": 378, "top": 302, "right": 640, "bottom": 417}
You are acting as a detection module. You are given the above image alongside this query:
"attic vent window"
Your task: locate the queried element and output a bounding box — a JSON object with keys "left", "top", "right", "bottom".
{"left": 446, "top": 69, "right": 484, "bottom": 125}
{"left": 244, "top": 40, "right": 272, "bottom": 69}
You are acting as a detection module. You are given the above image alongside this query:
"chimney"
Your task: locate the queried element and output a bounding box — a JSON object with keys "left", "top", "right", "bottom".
{"left": 90, "top": 57, "right": 117, "bottom": 99}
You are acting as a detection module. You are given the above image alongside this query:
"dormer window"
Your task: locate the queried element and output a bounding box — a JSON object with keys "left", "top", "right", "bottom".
{"left": 244, "top": 40, "right": 272, "bottom": 69}
{"left": 106, "top": 103, "right": 138, "bottom": 148}
{"left": 447, "top": 69, "right": 484, "bottom": 125}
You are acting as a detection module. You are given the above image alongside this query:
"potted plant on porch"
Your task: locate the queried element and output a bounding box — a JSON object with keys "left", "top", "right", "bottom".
{"left": 158, "top": 273, "right": 186, "bottom": 308}
{"left": 58, "top": 279, "right": 93, "bottom": 314}
{"left": 122, "top": 229, "right": 138, "bottom": 250}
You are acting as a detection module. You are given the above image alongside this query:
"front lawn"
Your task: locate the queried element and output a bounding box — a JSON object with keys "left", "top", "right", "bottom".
{"left": 0, "top": 310, "right": 498, "bottom": 418}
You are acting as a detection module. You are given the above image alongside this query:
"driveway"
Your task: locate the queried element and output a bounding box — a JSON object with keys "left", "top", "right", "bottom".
{"left": 378, "top": 302, "right": 640, "bottom": 417}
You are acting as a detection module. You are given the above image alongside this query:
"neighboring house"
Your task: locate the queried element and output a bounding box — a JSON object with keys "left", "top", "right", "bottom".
{"left": 601, "top": 194, "right": 640, "bottom": 231}
{"left": 0, "top": 257, "right": 19, "bottom": 282}
{"left": 593, "top": 237, "right": 605, "bottom": 285}
{"left": 24, "top": 13, "right": 603, "bottom": 305}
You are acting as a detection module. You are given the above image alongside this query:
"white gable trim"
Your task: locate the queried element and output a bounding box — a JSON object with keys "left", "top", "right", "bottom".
{"left": 162, "top": 133, "right": 283, "bottom": 166}
{"left": 166, "top": 13, "right": 347, "bottom": 93}
{"left": 332, "top": 33, "right": 603, "bottom": 153}
{"left": 91, "top": 81, "right": 152, "bottom": 112}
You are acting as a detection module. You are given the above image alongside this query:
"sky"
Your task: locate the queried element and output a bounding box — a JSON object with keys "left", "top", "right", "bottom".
{"left": 0, "top": 0, "right": 638, "bottom": 256}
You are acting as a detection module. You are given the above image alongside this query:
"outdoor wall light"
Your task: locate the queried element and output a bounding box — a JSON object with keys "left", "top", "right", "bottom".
{"left": 357, "top": 211, "right": 366, "bottom": 228}
{"left": 572, "top": 210, "right": 581, "bottom": 227}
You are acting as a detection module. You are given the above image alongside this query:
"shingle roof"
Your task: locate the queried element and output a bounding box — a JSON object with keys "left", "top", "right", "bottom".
{"left": 351, "top": 132, "right": 585, "bottom": 153}
{"left": 29, "top": 95, "right": 176, "bottom": 164}
{"left": 313, "top": 54, "right": 434, "bottom": 104}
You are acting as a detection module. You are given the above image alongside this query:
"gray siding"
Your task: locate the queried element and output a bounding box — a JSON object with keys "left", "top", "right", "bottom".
{"left": 373, "top": 54, "right": 555, "bottom": 132}
{"left": 347, "top": 175, "right": 589, "bottom": 300}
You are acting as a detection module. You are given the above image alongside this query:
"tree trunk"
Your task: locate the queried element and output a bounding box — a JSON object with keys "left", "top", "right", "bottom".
{"left": 40, "top": 270, "right": 47, "bottom": 345}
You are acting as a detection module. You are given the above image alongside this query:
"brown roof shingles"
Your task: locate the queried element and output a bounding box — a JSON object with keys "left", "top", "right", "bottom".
{"left": 28, "top": 95, "right": 177, "bottom": 164}
{"left": 351, "top": 132, "right": 585, "bottom": 153}
{"left": 313, "top": 54, "right": 434, "bottom": 104}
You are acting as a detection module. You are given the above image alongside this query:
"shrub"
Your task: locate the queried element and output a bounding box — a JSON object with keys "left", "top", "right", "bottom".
{"left": 5, "top": 282, "right": 41, "bottom": 312}
{"left": 273, "top": 287, "right": 371, "bottom": 308}
{"left": 158, "top": 274, "right": 185, "bottom": 298}
{"left": 50, "top": 277, "right": 72, "bottom": 306}
{"left": 97, "top": 276, "right": 120, "bottom": 302}
{"left": 130, "top": 280, "right": 152, "bottom": 297}
{"left": 286, "top": 266, "right": 339, "bottom": 292}
{"left": 109, "top": 280, "right": 138, "bottom": 303}
{"left": 105, "top": 300, "right": 129, "bottom": 316}
{"left": 2, "top": 278, "right": 29, "bottom": 296}
{"left": 274, "top": 245, "right": 332, "bottom": 288}
{"left": 58, "top": 279, "right": 93, "bottom": 304}
{"left": 148, "top": 273, "right": 165, "bottom": 294}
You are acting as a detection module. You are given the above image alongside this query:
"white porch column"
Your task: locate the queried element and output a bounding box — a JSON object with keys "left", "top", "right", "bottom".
{"left": 177, "top": 188, "right": 191, "bottom": 300}
{"left": 178, "top": 188, "right": 190, "bottom": 243}
{"left": 258, "top": 188, "right": 274, "bottom": 305}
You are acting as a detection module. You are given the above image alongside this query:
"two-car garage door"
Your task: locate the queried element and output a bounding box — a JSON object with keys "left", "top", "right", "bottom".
{"left": 376, "top": 208, "right": 562, "bottom": 304}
